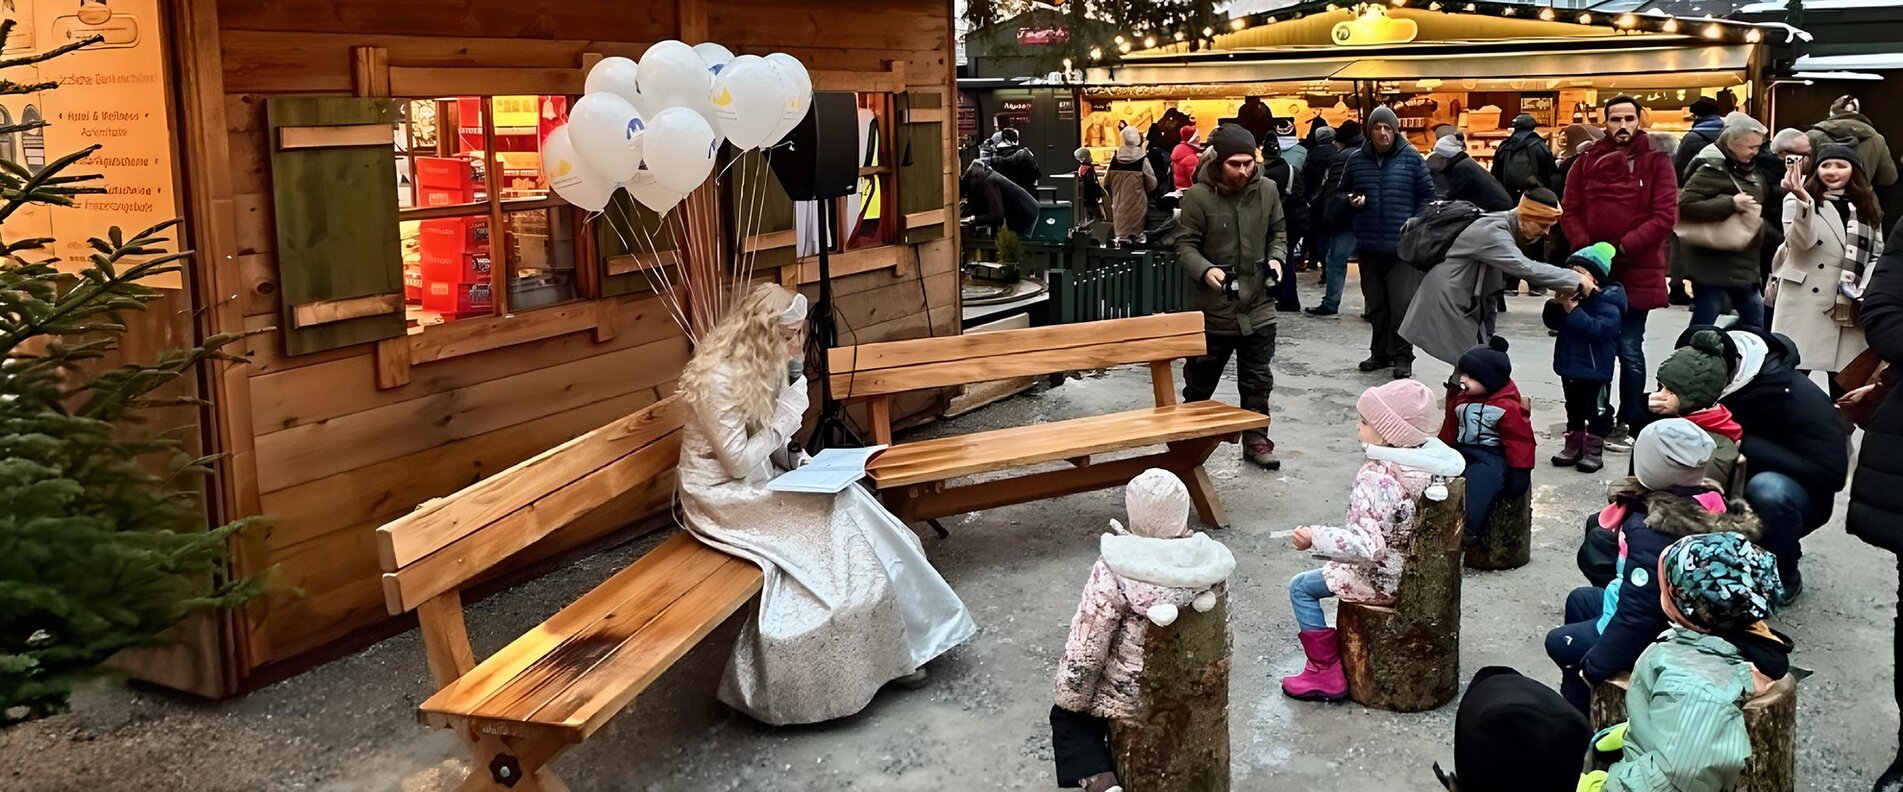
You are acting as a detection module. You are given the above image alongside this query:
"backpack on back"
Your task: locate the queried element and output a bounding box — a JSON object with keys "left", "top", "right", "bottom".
{"left": 1398, "top": 200, "right": 1485, "bottom": 273}
{"left": 1494, "top": 143, "right": 1543, "bottom": 197}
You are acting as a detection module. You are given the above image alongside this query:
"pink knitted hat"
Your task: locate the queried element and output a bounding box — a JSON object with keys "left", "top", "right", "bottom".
{"left": 1357, "top": 379, "right": 1438, "bottom": 448}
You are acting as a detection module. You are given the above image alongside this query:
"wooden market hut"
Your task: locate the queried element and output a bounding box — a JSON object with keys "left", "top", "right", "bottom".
{"left": 127, "top": 0, "right": 961, "bottom": 698}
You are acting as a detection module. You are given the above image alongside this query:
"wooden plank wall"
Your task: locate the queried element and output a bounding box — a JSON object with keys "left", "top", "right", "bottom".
{"left": 212, "top": 0, "right": 959, "bottom": 680}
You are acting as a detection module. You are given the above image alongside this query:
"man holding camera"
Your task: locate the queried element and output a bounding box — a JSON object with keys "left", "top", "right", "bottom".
{"left": 1176, "top": 123, "right": 1288, "bottom": 470}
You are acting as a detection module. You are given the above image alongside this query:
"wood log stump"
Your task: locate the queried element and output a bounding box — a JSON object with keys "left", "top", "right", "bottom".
{"left": 1111, "top": 589, "right": 1230, "bottom": 792}
{"left": 1338, "top": 479, "right": 1466, "bottom": 712}
{"left": 1464, "top": 490, "right": 1531, "bottom": 571}
{"left": 1589, "top": 672, "right": 1797, "bottom": 792}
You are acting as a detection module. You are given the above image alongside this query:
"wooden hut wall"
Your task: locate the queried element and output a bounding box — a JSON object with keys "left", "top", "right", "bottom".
{"left": 200, "top": 0, "right": 959, "bottom": 686}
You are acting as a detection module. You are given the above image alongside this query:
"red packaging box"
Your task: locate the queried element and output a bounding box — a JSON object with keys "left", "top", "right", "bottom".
{"left": 414, "top": 156, "right": 476, "bottom": 206}
{"left": 417, "top": 217, "right": 489, "bottom": 258}
{"left": 421, "top": 252, "right": 492, "bottom": 285}
{"left": 403, "top": 262, "right": 423, "bottom": 301}
{"left": 422, "top": 280, "right": 493, "bottom": 317}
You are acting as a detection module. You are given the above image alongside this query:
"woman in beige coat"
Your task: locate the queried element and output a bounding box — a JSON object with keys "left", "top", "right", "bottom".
{"left": 1102, "top": 125, "right": 1157, "bottom": 244}
{"left": 1773, "top": 144, "right": 1885, "bottom": 380}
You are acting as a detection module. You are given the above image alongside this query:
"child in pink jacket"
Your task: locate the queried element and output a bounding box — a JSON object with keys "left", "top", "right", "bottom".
{"left": 1284, "top": 379, "right": 1465, "bottom": 701}
{"left": 1049, "top": 469, "right": 1236, "bottom": 792}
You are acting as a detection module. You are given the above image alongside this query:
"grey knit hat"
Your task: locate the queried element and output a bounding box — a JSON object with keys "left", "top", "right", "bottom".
{"left": 1634, "top": 419, "right": 1716, "bottom": 491}
{"left": 1207, "top": 123, "right": 1258, "bottom": 161}
{"left": 1433, "top": 134, "right": 1464, "bottom": 159}
{"left": 1368, "top": 105, "right": 1400, "bottom": 131}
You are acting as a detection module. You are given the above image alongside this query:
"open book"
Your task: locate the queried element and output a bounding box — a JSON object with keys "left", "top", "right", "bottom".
{"left": 766, "top": 445, "right": 888, "bottom": 494}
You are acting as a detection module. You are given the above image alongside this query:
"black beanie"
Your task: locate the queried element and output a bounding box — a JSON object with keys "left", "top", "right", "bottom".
{"left": 1208, "top": 123, "right": 1258, "bottom": 161}
{"left": 1448, "top": 667, "right": 1592, "bottom": 792}
{"left": 1457, "top": 336, "right": 1513, "bottom": 394}
{"left": 1817, "top": 143, "right": 1863, "bottom": 174}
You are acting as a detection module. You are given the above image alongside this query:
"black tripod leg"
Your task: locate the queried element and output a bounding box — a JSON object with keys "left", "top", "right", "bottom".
{"left": 925, "top": 518, "right": 949, "bottom": 539}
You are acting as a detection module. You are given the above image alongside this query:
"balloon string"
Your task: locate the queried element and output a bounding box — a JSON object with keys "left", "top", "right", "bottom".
{"left": 601, "top": 205, "right": 693, "bottom": 344}
{"left": 741, "top": 148, "right": 772, "bottom": 298}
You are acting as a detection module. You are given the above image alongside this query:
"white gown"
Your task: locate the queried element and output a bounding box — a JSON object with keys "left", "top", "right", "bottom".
{"left": 676, "top": 365, "right": 976, "bottom": 725}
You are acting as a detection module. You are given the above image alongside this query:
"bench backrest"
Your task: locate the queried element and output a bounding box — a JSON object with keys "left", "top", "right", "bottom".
{"left": 826, "top": 312, "right": 1205, "bottom": 402}
{"left": 377, "top": 396, "right": 683, "bottom": 615}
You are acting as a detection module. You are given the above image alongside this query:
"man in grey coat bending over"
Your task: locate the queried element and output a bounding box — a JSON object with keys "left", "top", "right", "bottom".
{"left": 1402, "top": 187, "right": 1584, "bottom": 366}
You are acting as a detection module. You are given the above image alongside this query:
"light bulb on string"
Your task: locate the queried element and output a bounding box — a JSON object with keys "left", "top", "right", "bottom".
{"left": 1617, "top": 13, "right": 1637, "bottom": 28}
{"left": 1745, "top": 28, "right": 1762, "bottom": 42}
{"left": 1202, "top": 26, "right": 1214, "bottom": 36}
{"left": 1143, "top": 35, "right": 1156, "bottom": 47}
{"left": 1231, "top": 18, "right": 1248, "bottom": 30}
{"left": 1539, "top": 6, "right": 1556, "bottom": 21}
{"left": 1089, "top": 47, "right": 1103, "bottom": 60}
{"left": 1577, "top": 12, "right": 1592, "bottom": 24}
{"left": 1662, "top": 17, "right": 1679, "bottom": 32}
{"left": 1703, "top": 23, "right": 1723, "bottom": 39}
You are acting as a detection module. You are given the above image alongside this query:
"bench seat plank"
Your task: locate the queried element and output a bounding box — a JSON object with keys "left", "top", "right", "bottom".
{"left": 868, "top": 401, "right": 1266, "bottom": 489}
{"left": 420, "top": 533, "right": 762, "bottom": 742}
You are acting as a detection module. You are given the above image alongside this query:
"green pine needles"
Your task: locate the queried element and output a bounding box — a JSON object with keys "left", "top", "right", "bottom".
{"left": 1, "top": 17, "right": 261, "bottom": 725}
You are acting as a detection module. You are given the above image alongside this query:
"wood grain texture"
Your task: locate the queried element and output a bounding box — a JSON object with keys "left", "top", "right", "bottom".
{"left": 417, "top": 592, "right": 478, "bottom": 687}
{"left": 833, "top": 311, "right": 1200, "bottom": 376}
{"left": 411, "top": 302, "right": 604, "bottom": 366}
{"left": 379, "top": 398, "right": 680, "bottom": 570}
{"left": 291, "top": 293, "right": 404, "bottom": 328}
{"left": 1464, "top": 489, "right": 1531, "bottom": 571}
{"left": 868, "top": 401, "right": 1260, "bottom": 488}
{"left": 216, "top": 0, "right": 677, "bottom": 39}
{"left": 1110, "top": 591, "right": 1230, "bottom": 792}
{"left": 834, "top": 335, "right": 1207, "bottom": 401}
{"left": 277, "top": 122, "right": 392, "bottom": 149}
{"left": 389, "top": 66, "right": 583, "bottom": 97}
{"left": 1339, "top": 480, "right": 1466, "bottom": 713}
{"left": 253, "top": 338, "right": 688, "bottom": 493}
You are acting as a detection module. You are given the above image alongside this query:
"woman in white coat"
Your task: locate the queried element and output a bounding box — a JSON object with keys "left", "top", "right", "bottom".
{"left": 675, "top": 284, "right": 976, "bottom": 726}
{"left": 1774, "top": 144, "right": 1885, "bottom": 386}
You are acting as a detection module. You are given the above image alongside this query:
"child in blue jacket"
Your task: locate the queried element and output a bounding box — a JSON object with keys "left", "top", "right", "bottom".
{"left": 1543, "top": 242, "right": 1627, "bottom": 474}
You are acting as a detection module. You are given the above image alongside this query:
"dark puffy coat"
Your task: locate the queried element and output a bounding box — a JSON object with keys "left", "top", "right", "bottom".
{"left": 991, "top": 143, "right": 1042, "bottom": 195}
{"left": 1672, "top": 116, "right": 1725, "bottom": 182}
{"left": 1753, "top": 149, "right": 1788, "bottom": 282}
{"left": 1678, "top": 147, "right": 1771, "bottom": 288}
{"left": 1491, "top": 128, "right": 1557, "bottom": 199}
{"left": 1849, "top": 228, "right": 1903, "bottom": 552}
{"left": 1560, "top": 133, "right": 1679, "bottom": 311}
{"left": 1336, "top": 138, "right": 1438, "bottom": 255}
{"left": 1574, "top": 490, "right": 1760, "bottom": 685}
{"left": 1542, "top": 282, "right": 1628, "bottom": 381}
{"left": 1434, "top": 152, "right": 1514, "bottom": 212}
{"left": 1724, "top": 329, "right": 1852, "bottom": 501}
{"left": 964, "top": 162, "right": 1039, "bottom": 235}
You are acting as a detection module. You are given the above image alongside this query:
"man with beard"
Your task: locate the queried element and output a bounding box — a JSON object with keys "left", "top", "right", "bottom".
{"left": 1176, "top": 123, "right": 1288, "bottom": 470}
{"left": 1561, "top": 95, "right": 1678, "bottom": 449}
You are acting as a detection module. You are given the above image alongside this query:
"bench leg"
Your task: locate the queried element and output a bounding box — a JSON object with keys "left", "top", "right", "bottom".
{"left": 450, "top": 731, "right": 572, "bottom": 792}
{"left": 925, "top": 518, "right": 950, "bottom": 539}
{"left": 1167, "top": 437, "right": 1230, "bottom": 529}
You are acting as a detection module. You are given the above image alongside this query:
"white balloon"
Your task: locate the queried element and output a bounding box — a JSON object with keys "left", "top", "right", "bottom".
{"left": 584, "top": 56, "right": 645, "bottom": 113}
{"left": 568, "top": 93, "right": 647, "bottom": 183}
{"left": 764, "top": 53, "right": 813, "bottom": 145}
{"left": 638, "top": 40, "right": 721, "bottom": 142}
{"left": 624, "top": 176, "right": 686, "bottom": 214}
{"left": 692, "top": 42, "right": 736, "bottom": 77}
{"left": 642, "top": 107, "right": 719, "bottom": 193}
{"left": 711, "top": 55, "right": 790, "bottom": 150}
{"left": 541, "top": 125, "right": 617, "bottom": 212}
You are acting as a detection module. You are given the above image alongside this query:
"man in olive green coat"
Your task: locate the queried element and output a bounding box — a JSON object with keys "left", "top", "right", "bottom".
{"left": 1175, "top": 123, "right": 1288, "bottom": 469}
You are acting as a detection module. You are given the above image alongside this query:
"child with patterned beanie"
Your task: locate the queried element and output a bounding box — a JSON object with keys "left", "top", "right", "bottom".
{"left": 1283, "top": 379, "right": 1463, "bottom": 702}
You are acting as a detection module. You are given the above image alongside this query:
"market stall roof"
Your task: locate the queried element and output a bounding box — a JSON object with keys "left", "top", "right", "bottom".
{"left": 1086, "top": 56, "right": 1359, "bottom": 87}
{"left": 1332, "top": 43, "right": 1752, "bottom": 80}
{"left": 1793, "top": 52, "right": 1903, "bottom": 71}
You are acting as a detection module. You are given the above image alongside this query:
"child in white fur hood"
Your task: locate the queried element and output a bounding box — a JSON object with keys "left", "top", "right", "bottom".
{"left": 1283, "top": 379, "right": 1465, "bottom": 703}
{"left": 1049, "top": 469, "right": 1236, "bottom": 792}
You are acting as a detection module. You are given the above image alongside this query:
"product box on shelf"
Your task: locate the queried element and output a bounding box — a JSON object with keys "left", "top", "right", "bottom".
{"left": 403, "top": 261, "right": 424, "bottom": 302}
{"left": 422, "top": 280, "right": 493, "bottom": 318}
{"left": 421, "top": 253, "right": 493, "bottom": 286}
{"left": 418, "top": 217, "right": 489, "bottom": 257}
{"left": 414, "top": 156, "right": 477, "bottom": 206}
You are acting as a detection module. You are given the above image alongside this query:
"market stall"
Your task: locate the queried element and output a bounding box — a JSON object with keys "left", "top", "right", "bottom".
{"left": 1081, "top": 1, "right": 1800, "bottom": 163}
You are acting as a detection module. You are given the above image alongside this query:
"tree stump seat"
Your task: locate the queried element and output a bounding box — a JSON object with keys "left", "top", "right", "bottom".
{"left": 1589, "top": 671, "right": 1797, "bottom": 792}
{"left": 1110, "top": 590, "right": 1231, "bottom": 792}
{"left": 1338, "top": 479, "right": 1466, "bottom": 712}
{"left": 1464, "top": 489, "right": 1531, "bottom": 571}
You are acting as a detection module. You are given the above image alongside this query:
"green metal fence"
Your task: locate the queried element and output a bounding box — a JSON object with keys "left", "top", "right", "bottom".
{"left": 962, "top": 231, "right": 1189, "bottom": 325}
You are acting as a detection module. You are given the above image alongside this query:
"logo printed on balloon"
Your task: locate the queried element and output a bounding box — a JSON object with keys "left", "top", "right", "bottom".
{"left": 625, "top": 117, "right": 646, "bottom": 139}
{"left": 553, "top": 159, "right": 574, "bottom": 178}
{"left": 714, "top": 86, "right": 734, "bottom": 109}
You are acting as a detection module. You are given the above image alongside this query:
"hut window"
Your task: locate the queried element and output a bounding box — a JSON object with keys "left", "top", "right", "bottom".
{"left": 0, "top": 106, "right": 14, "bottom": 166}
{"left": 842, "top": 92, "right": 898, "bottom": 251}
{"left": 20, "top": 105, "right": 45, "bottom": 174}
{"left": 395, "top": 95, "right": 583, "bottom": 327}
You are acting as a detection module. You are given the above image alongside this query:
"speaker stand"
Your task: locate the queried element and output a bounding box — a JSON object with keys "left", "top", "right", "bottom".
{"left": 804, "top": 197, "right": 863, "bottom": 455}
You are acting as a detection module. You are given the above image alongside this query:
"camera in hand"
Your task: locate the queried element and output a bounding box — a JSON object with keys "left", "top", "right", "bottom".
{"left": 1216, "top": 263, "right": 1241, "bottom": 301}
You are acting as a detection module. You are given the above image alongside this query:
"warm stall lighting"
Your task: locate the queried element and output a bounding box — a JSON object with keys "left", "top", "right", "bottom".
{"left": 1173, "top": 30, "right": 1186, "bottom": 41}
{"left": 1539, "top": 6, "right": 1556, "bottom": 21}
{"left": 1577, "top": 12, "right": 1592, "bottom": 24}
{"left": 1662, "top": 17, "right": 1680, "bottom": 32}
{"left": 1231, "top": 18, "right": 1248, "bottom": 30}
{"left": 1463, "top": 2, "right": 1475, "bottom": 9}
{"left": 1502, "top": 6, "right": 1516, "bottom": 15}
{"left": 1114, "top": 34, "right": 1125, "bottom": 43}
{"left": 1428, "top": 1, "right": 1442, "bottom": 10}
{"left": 1392, "top": 0, "right": 1408, "bottom": 7}
{"left": 1703, "top": 23, "right": 1723, "bottom": 39}
{"left": 1143, "top": 35, "right": 1157, "bottom": 47}
{"left": 1089, "top": 47, "right": 1103, "bottom": 60}
{"left": 1202, "top": 26, "right": 1214, "bottom": 36}
{"left": 1616, "top": 13, "right": 1638, "bottom": 28}
{"left": 1119, "top": 41, "right": 1133, "bottom": 53}
{"left": 1745, "top": 28, "right": 1763, "bottom": 42}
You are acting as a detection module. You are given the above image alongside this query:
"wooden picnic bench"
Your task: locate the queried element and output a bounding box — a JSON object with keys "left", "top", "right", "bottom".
{"left": 828, "top": 312, "right": 1267, "bottom": 530}
{"left": 376, "top": 397, "right": 761, "bottom": 792}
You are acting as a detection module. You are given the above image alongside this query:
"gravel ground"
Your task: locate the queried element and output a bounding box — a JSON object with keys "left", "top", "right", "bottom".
{"left": 3, "top": 275, "right": 1896, "bottom": 792}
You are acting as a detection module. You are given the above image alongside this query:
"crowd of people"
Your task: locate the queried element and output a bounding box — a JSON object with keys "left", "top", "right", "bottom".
{"left": 1151, "top": 92, "right": 1903, "bottom": 791}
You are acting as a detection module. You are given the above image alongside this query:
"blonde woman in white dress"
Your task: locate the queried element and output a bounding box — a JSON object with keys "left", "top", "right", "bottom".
{"left": 675, "top": 283, "right": 976, "bottom": 725}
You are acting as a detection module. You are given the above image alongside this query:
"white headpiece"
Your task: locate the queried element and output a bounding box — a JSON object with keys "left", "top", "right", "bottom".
{"left": 779, "top": 292, "right": 809, "bottom": 326}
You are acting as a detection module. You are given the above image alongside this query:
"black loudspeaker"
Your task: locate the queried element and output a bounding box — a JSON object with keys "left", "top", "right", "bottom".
{"left": 769, "top": 91, "right": 859, "bottom": 201}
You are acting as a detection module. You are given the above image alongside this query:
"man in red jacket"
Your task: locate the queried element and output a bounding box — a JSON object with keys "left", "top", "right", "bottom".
{"left": 1561, "top": 95, "right": 1678, "bottom": 446}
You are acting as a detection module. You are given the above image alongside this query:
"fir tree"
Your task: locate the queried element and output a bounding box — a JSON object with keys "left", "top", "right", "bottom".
{"left": 1, "top": 17, "right": 261, "bottom": 725}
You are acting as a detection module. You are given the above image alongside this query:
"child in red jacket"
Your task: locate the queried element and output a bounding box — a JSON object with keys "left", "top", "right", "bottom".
{"left": 1441, "top": 337, "right": 1537, "bottom": 547}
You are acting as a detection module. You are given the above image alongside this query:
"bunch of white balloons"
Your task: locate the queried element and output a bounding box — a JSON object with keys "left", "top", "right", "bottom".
{"left": 541, "top": 41, "right": 813, "bottom": 215}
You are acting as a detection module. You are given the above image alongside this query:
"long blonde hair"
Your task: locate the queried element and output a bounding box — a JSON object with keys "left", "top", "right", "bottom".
{"left": 678, "top": 284, "right": 802, "bottom": 428}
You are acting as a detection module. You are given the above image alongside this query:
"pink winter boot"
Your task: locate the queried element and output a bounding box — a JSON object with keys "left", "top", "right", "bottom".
{"left": 1281, "top": 628, "right": 1349, "bottom": 702}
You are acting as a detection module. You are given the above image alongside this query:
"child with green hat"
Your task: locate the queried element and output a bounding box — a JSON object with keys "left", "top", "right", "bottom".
{"left": 1543, "top": 242, "right": 1628, "bottom": 473}
{"left": 1645, "top": 329, "right": 1745, "bottom": 490}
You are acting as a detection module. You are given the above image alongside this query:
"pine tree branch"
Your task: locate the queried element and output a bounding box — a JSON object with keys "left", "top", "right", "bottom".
{"left": 0, "top": 33, "right": 103, "bottom": 73}
{"left": 0, "top": 144, "right": 103, "bottom": 224}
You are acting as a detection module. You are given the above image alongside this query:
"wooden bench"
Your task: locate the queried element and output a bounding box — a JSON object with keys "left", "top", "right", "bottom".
{"left": 1339, "top": 478, "right": 1466, "bottom": 712}
{"left": 1464, "top": 490, "right": 1532, "bottom": 571}
{"left": 828, "top": 313, "right": 1266, "bottom": 529}
{"left": 1590, "top": 671, "right": 1797, "bottom": 792}
{"left": 376, "top": 397, "right": 762, "bottom": 792}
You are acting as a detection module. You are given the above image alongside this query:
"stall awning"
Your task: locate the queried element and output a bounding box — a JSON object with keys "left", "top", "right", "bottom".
{"left": 1332, "top": 45, "right": 1751, "bottom": 81}
{"left": 1085, "top": 57, "right": 1357, "bottom": 87}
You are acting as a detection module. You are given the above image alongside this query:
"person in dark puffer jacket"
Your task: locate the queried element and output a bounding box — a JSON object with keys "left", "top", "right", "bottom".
{"left": 1545, "top": 419, "right": 1760, "bottom": 713}
{"left": 1543, "top": 242, "right": 1627, "bottom": 474}
{"left": 1336, "top": 105, "right": 1439, "bottom": 378}
{"left": 1848, "top": 220, "right": 1903, "bottom": 792}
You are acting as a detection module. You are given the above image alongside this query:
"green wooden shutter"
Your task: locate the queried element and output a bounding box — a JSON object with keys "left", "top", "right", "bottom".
{"left": 598, "top": 191, "right": 679, "bottom": 297}
{"left": 731, "top": 147, "right": 796, "bottom": 271}
{"left": 266, "top": 97, "right": 405, "bottom": 356}
{"left": 900, "top": 92, "right": 946, "bottom": 245}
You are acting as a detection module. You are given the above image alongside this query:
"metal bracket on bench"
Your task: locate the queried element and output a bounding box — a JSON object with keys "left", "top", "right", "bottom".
{"left": 490, "top": 753, "right": 523, "bottom": 788}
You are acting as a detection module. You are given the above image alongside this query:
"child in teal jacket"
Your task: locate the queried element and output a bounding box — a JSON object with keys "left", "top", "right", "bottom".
{"left": 1583, "top": 531, "right": 1793, "bottom": 792}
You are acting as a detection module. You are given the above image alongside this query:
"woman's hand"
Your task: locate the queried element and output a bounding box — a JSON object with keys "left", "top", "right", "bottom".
{"left": 1733, "top": 191, "right": 1762, "bottom": 215}
{"left": 1782, "top": 161, "right": 1810, "bottom": 203}
{"left": 1291, "top": 526, "right": 1314, "bottom": 551}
